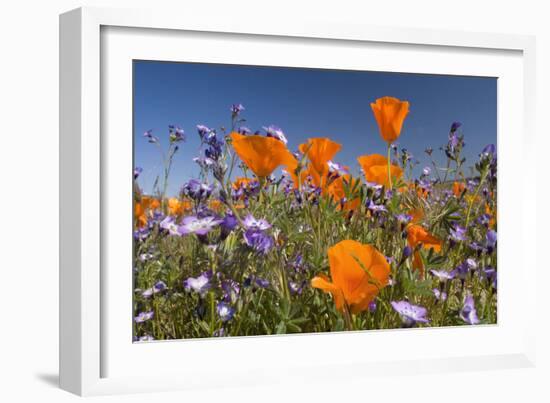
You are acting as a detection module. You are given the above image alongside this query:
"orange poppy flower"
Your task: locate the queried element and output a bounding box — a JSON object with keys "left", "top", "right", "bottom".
{"left": 287, "top": 163, "right": 323, "bottom": 189}
{"left": 453, "top": 181, "right": 466, "bottom": 197}
{"left": 407, "top": 224, "right": 442, "bottom": 252}
{"left": 208, "top": 199, "right": 224, "bottom": 212}
{"left": 485, "top": 203, "right": 496, "bottom": 228}
{"left": 298, "top": 137, "right": 342, "bottom": 179}
{"left": 230, "top": 132, "right": 297, "bottom": 178}
{"left": 357, "top": 154, "right": 403, "bottom": 187}
{"left": 311, "top": 240, "right": 390, "bottom": 314}
{"left": 134, "top": 201, "right": 147, "bottom": 228}
{"left": 409, "top": 207, "right": 424, "bottom": 224}
{"left": 141, "top": 196, "right": 160, "bottom": 211}
{"left": 325, "top": 175, "right": 361, "bottom": 211}
{"left": 167, "top": 197, "right": 192, "bottom": 216}
{"left": 370, "top": 96, "right": 410, "bottom": 143}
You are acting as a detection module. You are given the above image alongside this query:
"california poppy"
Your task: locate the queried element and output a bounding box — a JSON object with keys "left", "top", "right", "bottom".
{"left": 357, "top": 154, "right": 403, "bottom": 187}
{"left": 325, "top": 175, "right": 361, "bottom": 211}
{"left": 230, "top": 132, "right": 296, "bottom": 178}
{"left": 167, "top": 197, "right": 191, "bottom": 216}
{"left": 453, "top": 181, "right": 466, "bottom": 197}
{"left": 134, "top": 201, "right": 147, "bottom": 228}
{"left": 406, "top": 224, "right": 442, "bottom": 277}
{"left": 298, "top": 138, "right": 342, "bottom": 179}
{"left": 311, "top": 240, "right": 390, "bottom": 314}
{"left": 371, "top": 96, "right": 410, "bottom": 143}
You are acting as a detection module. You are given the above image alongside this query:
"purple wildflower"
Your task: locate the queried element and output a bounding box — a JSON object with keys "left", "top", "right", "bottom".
{"left": 141, "top": 280, "right": 167, "bottom": 298}
{"left": 486, "top": 230, "right": 497, "bottom": 250}
{"left": 160, "top": 216, "right": 181, "bottom": 236}
{"left": 460, "top": 294, "right": 480, "bottom": 325}
{"left": 230, "top": 103, "right": 245, "bottom": 116}
{"left": 182, "top": 179, "right": 213, "bottom": 201}
{"left": 327, "top": 161, "right": 349, "bottom": 176}
{"left": 196, "top": 124, "right": 211, "bottom": 141}
{"left": 134, "top": 311, "right": 154, "bottom": 323}
{"left": 179, "top": 215, "right": 223, "bottom": 236}
{"left": 169, "top": 125, "right": 185, "bottom": 143}
{"left": 429, "top": 269, "right": 455, "bottom": 282}
{"left": 450, "top": 225, "right": 467, "bottom": 242}
{"left": 242, "top": 214, "right": 271, "bottom": 231}
{"left": 184, "top": 271, "right": 212, "bottom": 296}
{"left": 134, "top": 166, "right": 143, "bottom": 179}
{"left": 216, "top": 302, "right": 235, "bottom": 322}
{"left": 263, "top": 125, "right": 288, "bottom": 144}
{"left": 238, "top": 126, "right": 252, "bottom": 135}
{"left": 255, "top": 277, "right": 270, "bottom": 288}
{"left": 432, "top": 288, "right": 447, "bottom": 302}
{"left": 244, "top": 229, "right": 273, "bottom": 254}
{"left": 391, "top": 301, "right": 429, "bottom": 327}
{"left": 143, "top": 129, "right": 158, "bottom": 144}
{"left": 450, "top": 121, "right": 462, "bottom": 133}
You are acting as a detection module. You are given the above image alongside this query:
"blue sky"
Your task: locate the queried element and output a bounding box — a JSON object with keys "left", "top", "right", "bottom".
{"left": 134, "top": 60, "right": 496, "bottom": 196}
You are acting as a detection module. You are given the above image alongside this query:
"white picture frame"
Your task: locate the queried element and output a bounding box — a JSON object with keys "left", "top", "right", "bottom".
{"left": 59, "top": 6, "right": 537, "bottom": 396}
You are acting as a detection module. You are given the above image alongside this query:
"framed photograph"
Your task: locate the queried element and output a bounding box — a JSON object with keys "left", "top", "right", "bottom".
{"left": 60, "top": 6, "right": 537, "bottom": 396}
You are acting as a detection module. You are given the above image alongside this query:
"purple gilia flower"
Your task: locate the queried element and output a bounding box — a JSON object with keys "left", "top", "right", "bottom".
{"left": 368, "top": 300, "right": 377, "bottom": 312}
{"left": 486, "top": 230, "right": 497, "bottom": 250}
{"left": 255, "top": 277, "right": 270, "bottom": 288}
{"left": 450, "top": 225, "right": 467, "bottom": 242}
{"left": 216, "top": 302, "right": 235, "bottom": 322}
{"left": 141, "top": 280, "right": 167, "bottom": 298}
{"left": 327, "top": 160, "right": 349, "bottom": 176}
{"left": 221, "top": 279, "right": 240, "bottom": 303}
{"left": 184, "top": 271, "right": 212, "bottom": 296}
{"left": 221, "top": 214, "right": 238, "bottom": 234}
{"left": 242, "top": 214, "right": 271, "bottom": 231}
{"left": 139, "top": 252, "right": 153, "bottom": 262}
{"left": 263, "top": 125, "right": 288, "bottom": 144}
{"left": 169, "top": 125, "right": 185, "bottom": 143}
{"left": 429, "top": 269, "right": 455, "bottom": 282}
{"left": 193, "top": 156, "right": 215, "bottom": 168}
{"left": 367, "top": 199, "right": 387, "bottom": 213}
{"left": 403, "top": 245, "right": 413, "bottom": 258}
{"left": 244, "top": 230, "right": 273, "bottom": 254}
{"left": 143, "top": 129, "right": 158, "bottom": 144}
{"left": 460, "top": 294, "right": 480, "bottom": 325}
{"left": 179, "top": 215, "right": 223, "bottom": 236}
{"left": 422, "top": 166, "right": 431, "bottom": 176}
{"left": 238, "top": 126, "right": 252, "bottom": 135}
{"left": 432, "top": 288, "right": 447, "bottom": 301}
{"left": 391, "top": 301, "right": 430, "bottom": 327}
{"left": 182, "top": 179, "right": 213, "bottom": 201}
{"left": 450, "top": 121, "right": 462, "bottom": 133}
{"left": 134, "top": 166, "right": 143, "bottom": 179}
{"left": 481, "top": 143, "right": 497, "bottom": 162}
{"left": 230, "top": 103, "right": 245, "bottom": 116}
{"left": 196, "top": 124, "right": 211, "bottom": 141}
{"left": 483, "top": 266, "right": 497, "bottom": 289}
{"left": 160, "top": 216, "right": 181, "bottom": 236}
{"left": 288, "top": 280, "right": 305, "bottom": 295}
{"left": 396, "top": 214, "right": 412, "bottom": 224}
{"left": 134, "top": 311, "right": 154, "bottom": 323}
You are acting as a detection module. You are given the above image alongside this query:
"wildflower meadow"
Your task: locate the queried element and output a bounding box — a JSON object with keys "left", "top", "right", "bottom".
{"left": 133, "top": 95, "right": 497, "bottom": 341}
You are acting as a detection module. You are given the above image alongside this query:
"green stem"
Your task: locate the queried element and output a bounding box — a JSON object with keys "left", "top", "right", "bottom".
{"left": 387, "top": 143, "right": 393, "bottom": 190}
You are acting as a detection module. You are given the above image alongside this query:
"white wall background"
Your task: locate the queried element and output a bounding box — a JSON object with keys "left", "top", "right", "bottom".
{"left": 0, "top": 1, "right": 548, "bottom": 401}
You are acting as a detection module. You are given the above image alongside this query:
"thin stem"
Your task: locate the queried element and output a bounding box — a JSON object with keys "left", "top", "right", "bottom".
{"left": 387, "top": 143, "right": 393, "bottom": 190}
